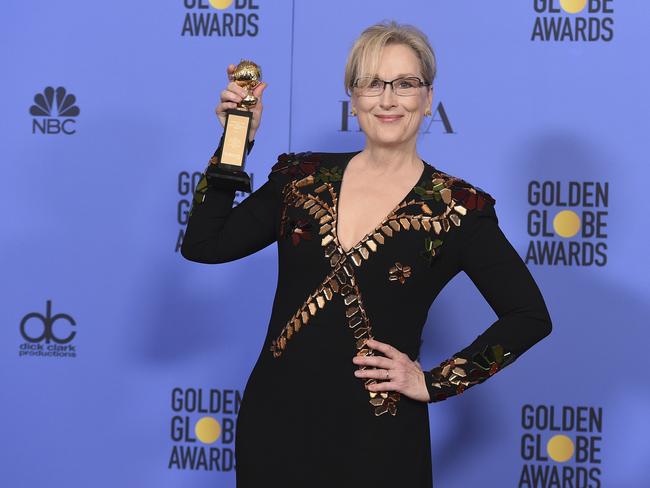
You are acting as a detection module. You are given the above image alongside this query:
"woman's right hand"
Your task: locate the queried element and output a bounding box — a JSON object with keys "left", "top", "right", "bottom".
{"left": 215, "top": 63, "right": 267, "bottom": 143}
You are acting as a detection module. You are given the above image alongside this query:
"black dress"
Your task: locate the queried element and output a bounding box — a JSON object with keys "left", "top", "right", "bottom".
{"left": 181, "top": 147, "right": 552, "bottom": 487}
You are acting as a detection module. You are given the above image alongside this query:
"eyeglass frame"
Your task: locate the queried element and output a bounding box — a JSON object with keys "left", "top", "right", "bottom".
{"left": 351, "top": 76, "right": 432, "bottom": 97}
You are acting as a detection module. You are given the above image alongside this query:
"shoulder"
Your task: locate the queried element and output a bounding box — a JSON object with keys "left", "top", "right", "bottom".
{"left": 268, "top": 150, "right": 352, "bottom": 186}
{"left": 268, "top": 150, "right": 323, "bottom": 180}
{"left": 427, "top": 165, "right": 496, "bottom": 213}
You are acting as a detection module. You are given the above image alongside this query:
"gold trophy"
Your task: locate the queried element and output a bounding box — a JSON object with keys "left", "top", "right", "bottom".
{"left": 206, "top": 59, "right": 262, "bottom": 193}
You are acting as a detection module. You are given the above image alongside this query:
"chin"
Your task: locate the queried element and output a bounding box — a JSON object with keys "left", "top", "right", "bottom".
{"left": 368, "top": 129, "right": 411, "bottom": 146}
{"left": 372, "top": 137, "right": 409, "bottom": 147}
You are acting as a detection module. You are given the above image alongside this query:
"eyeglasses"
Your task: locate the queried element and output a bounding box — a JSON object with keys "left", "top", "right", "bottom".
{"left": 352, "top": 76, "right": 431, "bottom": 97}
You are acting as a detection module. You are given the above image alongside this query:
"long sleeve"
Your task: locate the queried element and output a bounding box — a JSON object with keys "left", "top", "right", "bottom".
{"left": 422, "top": 200, "right": 553, "bottom": 403}
{"left": 180, "top": 139, "right": 285, "bottom": 264}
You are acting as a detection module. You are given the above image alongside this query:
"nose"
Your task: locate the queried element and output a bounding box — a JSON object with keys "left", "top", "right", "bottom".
{"left": 378, "top": 83, "right": 398, "bottom": 109}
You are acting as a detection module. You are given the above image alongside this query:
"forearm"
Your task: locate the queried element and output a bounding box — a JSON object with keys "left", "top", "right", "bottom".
{"left": 423, "top": 308, "right": 551, "bottom": 403}
{"left": 180, "top": 135, "right": 279, "bottom": 264}
{"left": 423, "top": 200, "right": 552, "bottom": 403}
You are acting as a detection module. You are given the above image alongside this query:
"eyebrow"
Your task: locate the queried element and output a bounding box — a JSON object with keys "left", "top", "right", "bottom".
{"left": 373, "top": 73, "right": 420, "bottom": 79}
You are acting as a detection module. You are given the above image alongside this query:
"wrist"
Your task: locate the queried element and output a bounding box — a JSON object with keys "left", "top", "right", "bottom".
{"left": 422, "top": 370, "right": 437, "bottom": 403}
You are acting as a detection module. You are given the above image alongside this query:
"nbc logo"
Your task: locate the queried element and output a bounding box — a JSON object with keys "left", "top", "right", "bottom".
{"left": 30, "top": 86, "right": 80, "bottom": 135}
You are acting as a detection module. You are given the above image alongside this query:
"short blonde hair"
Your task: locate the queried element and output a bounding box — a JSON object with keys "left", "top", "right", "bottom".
{"left": 344, "top": 20, "right": 437, "bottom": 96}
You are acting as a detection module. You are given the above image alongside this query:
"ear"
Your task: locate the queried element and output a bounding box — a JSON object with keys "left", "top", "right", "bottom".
{"left": 349, "top": 92, "right": 357, "bottom": 113}
{"left": 427, "top": 86, "right": 433, "bottom": 110}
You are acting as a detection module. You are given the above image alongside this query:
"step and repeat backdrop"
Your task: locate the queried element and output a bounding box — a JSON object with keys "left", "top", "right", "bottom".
{"left": 2, "top": 1, "right": 649, "bottom": 487}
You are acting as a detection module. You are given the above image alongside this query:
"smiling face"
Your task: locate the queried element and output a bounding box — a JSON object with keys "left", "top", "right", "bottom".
{"left": 351, "top": 43, "right": 433, "bottom": 149}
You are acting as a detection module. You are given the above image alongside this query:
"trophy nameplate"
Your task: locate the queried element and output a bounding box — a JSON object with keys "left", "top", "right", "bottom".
{"left": 206, "top": 59, "right": 262, "bottom": 194}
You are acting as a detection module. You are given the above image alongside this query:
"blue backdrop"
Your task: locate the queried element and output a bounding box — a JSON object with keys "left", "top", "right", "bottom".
{"left": 2, "top": 1, "right": 649, "bottom": 487}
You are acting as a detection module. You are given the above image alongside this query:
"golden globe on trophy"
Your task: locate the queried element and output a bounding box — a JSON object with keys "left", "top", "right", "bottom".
{"left": 206, "top": 59, "right": 262, "bottom": 193}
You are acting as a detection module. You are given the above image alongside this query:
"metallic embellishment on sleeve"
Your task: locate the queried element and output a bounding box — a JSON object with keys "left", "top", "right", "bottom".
{"left": 427, "top": 344, "right": 514, "bottom": 402}
{"left": 388, "top": 262, "right": 412, "bottom": 284}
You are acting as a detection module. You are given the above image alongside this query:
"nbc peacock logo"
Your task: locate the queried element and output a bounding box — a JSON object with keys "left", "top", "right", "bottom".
{"left": 30, "top": 86, "right": 80, "bottom": 135}
{"left": 531, "top": 0, "right": 615, "bottom": 42}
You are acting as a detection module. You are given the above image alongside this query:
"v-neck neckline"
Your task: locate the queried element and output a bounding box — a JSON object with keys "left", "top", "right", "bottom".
{"left": 331, "top": 151, "right": 431, "bottom": 255}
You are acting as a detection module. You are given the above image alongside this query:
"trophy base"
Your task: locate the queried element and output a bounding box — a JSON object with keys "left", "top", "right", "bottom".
{"left": 206, "top": 165, "right": 252, "bottom": 193}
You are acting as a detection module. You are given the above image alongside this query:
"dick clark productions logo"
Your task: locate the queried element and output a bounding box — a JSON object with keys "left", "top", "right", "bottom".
{"left": 18, "top": 300, "right": 77, "bottom": 358}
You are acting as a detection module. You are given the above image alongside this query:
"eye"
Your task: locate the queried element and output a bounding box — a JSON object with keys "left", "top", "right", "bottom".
{"left": 398, "top": 78, "right": 419, "bottom": 89}
{"left": 368, "top": 78, "right": 382, "bottom": 88}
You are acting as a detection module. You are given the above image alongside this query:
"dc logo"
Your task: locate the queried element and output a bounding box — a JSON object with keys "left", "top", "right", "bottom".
{"left": 20, "top": 300, "right": 76, "bottom": 344}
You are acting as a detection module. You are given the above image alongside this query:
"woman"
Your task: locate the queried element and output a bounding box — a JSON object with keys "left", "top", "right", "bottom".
{"left": 181, "top": 20, "right": 552, "bottom": 488}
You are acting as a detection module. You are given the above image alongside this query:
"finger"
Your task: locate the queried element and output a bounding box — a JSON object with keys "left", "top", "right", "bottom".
{"left": 250, "top": 101, "right": 263, "bottom": 114}
{"left": 366, "top": 381, "right": 398, "bottom": 392}
{"left": 220, "top": 89, "right": 243, "bottom": 104}
{"left": 353, "top": 355, "right": 392, "bottom": 369}
{"left": 252, "top": 81, "right": 267, "bottom": 99}
{"left": 226, "top": 63, "right": 236, "bottom": 80}
{"left": 365, "top": 338, "right": 401, "bottom": 359}
{"left": 216, "top": 101, "right": 238, "bottom": 114}
{"left": 354, "top": 367, "right": 396, "bottom": 380}
{"left": 226, "top": 81, "right": 247, "bottom": 98}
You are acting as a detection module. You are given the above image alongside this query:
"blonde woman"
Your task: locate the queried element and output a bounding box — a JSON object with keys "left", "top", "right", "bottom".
{"left": 182, "top": 20, "right": 552, "bottom": 488}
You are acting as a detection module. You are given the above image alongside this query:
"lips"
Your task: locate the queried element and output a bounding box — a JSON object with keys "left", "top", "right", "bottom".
{"left": 375, "top": 114, "right": 403, "bottom": 122}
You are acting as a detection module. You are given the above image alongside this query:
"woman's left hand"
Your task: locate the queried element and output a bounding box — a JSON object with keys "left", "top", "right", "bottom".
{"left": 352, "top": 338, "right": 431, "bottom": 403}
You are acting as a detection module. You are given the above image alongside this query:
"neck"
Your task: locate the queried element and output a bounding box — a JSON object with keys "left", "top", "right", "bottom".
{"left": 359, "top": 139, "right": 421, "bottom": 172}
